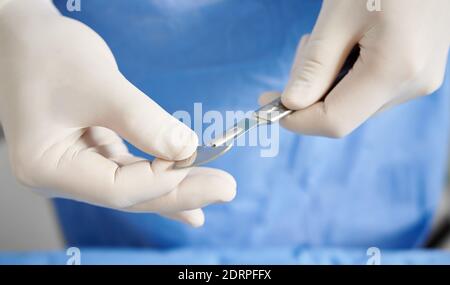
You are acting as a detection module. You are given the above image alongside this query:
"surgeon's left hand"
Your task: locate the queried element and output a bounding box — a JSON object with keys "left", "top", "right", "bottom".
{"left": 0, "top": 0, "right": 236, "bottom": 227}
{"left": 260, "top": 0, "right": 450, "bottom": 138}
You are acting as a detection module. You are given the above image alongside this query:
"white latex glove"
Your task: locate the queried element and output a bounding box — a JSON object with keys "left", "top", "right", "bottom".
{"left": 0, "top": 0, "right": 236, "bottom": 227}
{"left": 260, "top": 0, "right": 450, "bottom": 138}
{"left": 0, "top": 0, "right": 10, "bottom": 9}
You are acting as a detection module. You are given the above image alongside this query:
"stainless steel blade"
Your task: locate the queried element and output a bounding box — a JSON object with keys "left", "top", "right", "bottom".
{"left": 209, "top": 117, "right": 261, "bottom": 147}
{"left": 172, "top": 98, "right": 292, "bottom": 169}
{"left": 172, "top": 144, "right": 233, "bottom": 169}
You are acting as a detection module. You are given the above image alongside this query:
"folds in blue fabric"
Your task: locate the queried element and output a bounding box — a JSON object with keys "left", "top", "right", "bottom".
{"left": 53, "top": 0, "right": 449, "bottom": 250}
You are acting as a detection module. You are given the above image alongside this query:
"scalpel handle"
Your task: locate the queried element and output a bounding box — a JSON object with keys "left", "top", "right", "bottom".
{"left": 253, "top": 98, "right": 292, "bottom": 123}
{"left": 253, "top": 45, "right": 360, "bottom": 123}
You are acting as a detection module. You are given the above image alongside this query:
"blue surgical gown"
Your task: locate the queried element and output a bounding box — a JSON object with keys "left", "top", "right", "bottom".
{"left": 52, "top": 0, "right": 450, "bottom": 250}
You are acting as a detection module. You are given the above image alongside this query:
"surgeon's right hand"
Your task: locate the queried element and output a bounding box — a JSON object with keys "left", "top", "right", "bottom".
{"left": 0, "top": 0, "right": 236, "bottom": 227}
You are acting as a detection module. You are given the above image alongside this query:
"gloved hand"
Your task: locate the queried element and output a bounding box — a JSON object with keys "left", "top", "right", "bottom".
{"left": 0, "top": 0, "right": 236, "bottom": 227}
{"left": 260, "top": 0, "right": 450, "bottom": 138}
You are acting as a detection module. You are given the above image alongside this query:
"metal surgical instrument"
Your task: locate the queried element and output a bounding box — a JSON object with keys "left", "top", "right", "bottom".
{"left": 173, "top": 45, "right": 360, "bottom": 169}
{"left": 173, "top": 98, "right": 292, "bottom": 169}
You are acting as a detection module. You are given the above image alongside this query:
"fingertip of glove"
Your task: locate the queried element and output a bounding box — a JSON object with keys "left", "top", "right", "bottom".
{"left": 281, "top": 78, "right": 318, "bottom": 110}
{"left": 164, "top": 124, "right": 199, "bottom": 161}
{"left": 186, "top": 167, "right": 237, "bottom": 203}
{"left": 174, "top": 130, "right": 199, "bottom": 160}
{"left": 218, "top": 172, "right": 237, "bottom": 202}
{"left": 186, "top": 210, "right": 205, "bottom": 228}
{"left": 281, "top": 90, "right": 311, "bottom": 110}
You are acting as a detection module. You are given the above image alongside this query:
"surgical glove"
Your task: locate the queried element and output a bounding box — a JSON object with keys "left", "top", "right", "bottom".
{"left": 0, "top": 0, "right": 236, "bottom": 227}
{"left": 260, "top": 0, "right": 450, "bottom": 138}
